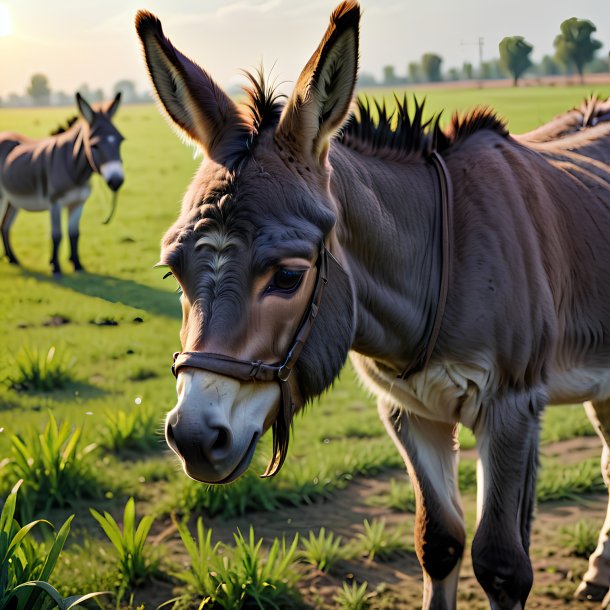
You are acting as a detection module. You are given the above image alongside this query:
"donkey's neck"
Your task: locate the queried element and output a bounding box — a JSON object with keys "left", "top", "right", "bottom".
{"left": 329, "top": 144, "right": 443, "bottom": 370}
{"left": 52, "top": 122, "right": 93, "bottom": 192}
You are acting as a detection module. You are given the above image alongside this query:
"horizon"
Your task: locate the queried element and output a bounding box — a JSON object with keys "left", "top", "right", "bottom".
{"left": 0, "top": 0, "right": 609, "bottom": 100}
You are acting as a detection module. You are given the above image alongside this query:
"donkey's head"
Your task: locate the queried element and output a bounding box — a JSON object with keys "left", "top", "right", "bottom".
{"left": 137, "top": 1, "right": 359, "bottom": 483}
{"left": 76, "top": 92, "right": 125, "bottom": 192}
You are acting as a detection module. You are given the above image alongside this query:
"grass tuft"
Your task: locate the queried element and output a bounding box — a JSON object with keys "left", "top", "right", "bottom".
{"left": 0, "top": 412, "right": 101, "bottom": 520}
{"left": 6, "top": 345, "right": 77, "bottom": 392}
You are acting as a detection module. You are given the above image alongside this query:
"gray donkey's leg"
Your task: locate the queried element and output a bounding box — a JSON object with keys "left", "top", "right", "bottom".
{"left": 67, "top": 202, "right": 85, "bottom": 271}
{"left": 378, "top": 398, "right": 465, "bottom": 610}
{"left": 1, "top": 201, "right": 19, "bottom": 264}
{"left": 473, "top": 389, "right": 543, "bottom": 610}
{"left": 575, "top": 399, "right": 610, "bottom": 602}
{"left": 49, "top": 202, "right": 62, "bottom": 275}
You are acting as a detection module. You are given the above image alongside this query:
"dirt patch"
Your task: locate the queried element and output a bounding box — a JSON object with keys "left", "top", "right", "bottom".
{"left": 146, "top": 438, "right": 608, "bottom": 609}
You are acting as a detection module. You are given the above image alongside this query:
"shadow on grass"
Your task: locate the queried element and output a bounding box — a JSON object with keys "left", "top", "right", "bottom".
{"left": 24, "top": 270, "right": 181, "bottom": 319}
{"left": 5, "top": 379, "right": 108, "bottom": 403}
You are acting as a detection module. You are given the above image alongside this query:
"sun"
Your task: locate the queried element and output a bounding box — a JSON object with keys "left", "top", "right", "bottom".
{"left": 0, "top": 3, "right": 12, "bottom": 38}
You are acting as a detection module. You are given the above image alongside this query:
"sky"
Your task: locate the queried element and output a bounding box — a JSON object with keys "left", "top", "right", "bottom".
{"left": 0, "top": 0, "right": 609, "bottom": 99}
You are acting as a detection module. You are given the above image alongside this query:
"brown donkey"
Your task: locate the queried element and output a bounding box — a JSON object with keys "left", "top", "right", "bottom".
{"left": 136, "top": 3, "right": 610, "bottom": 608}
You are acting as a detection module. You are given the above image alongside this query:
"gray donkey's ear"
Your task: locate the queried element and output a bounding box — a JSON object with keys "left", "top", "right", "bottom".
{"left": 135, "top": 10, "right": 247, "bottom": 162}
{"left": 277, "top": 1, "right": 359, "bottom": 165}
{"left": 76, "top": 92, "right": 95, "bottom": 124}
{"left": 105, "top": 92, "right": 122, "bottom": 119}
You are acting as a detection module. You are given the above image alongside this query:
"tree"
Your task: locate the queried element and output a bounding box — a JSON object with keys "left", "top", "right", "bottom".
{"left": 407, "top": 61, "right": 421, "bottom": 83}
{"left": 421, "top": 53, "right": 443, "bottom": 82}
{"left": 113, "top": 79, "right": 138, "bottom": 103}
{"left": 27, "top": 73, "right": 51, "bottom": 106}
{"left": 463, "top": 62, "right": 474, "bottom": 80}
{"left": 499, "top": 36, "right": 533, "bottom": 86}
{"left": 382, "top": 65, "right": 397, "bottom": 86}
{"left": 554, "top": 17, "right": 602, "bottom": 83}
{"left": 540, "top": 55, "right": 561, "bottom": 76}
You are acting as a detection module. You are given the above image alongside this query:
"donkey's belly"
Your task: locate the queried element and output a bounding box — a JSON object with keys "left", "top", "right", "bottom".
{"left": 547, "top": 366, "right": 610, "bottom": 405}
{"left": 4, "top": 185, "right": 91, "bottom": 212}
{"left": 350, "top": 352, "right": 490, "bottom": 429}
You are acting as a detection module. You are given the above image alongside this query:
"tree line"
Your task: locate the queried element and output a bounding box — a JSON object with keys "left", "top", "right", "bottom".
{"left": 362, "top": 17, "right": 608, "bottom": 88}
{"left": 0, "top": 78, "right": 150, "bottom": 108}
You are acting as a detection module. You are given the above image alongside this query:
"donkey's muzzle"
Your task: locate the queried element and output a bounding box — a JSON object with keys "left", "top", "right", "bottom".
{"left": 107, "top": 174, "right": 124, "bottom": 191}
{"left": 167, "top": 369, "right": 280, "bottom": 484}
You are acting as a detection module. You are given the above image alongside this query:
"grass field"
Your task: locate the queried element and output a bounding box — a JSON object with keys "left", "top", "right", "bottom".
{"left": 1, "top": 83, "right": 610, "bottom": 609}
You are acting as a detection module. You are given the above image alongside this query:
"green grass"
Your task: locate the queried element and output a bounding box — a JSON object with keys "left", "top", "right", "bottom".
{"left": 1, "top": 86, "right": 609, "bottom": 603}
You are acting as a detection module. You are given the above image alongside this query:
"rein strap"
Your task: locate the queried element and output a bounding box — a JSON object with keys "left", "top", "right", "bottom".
{"left": 399, "top": 150, "right": 453, "bottom": 379}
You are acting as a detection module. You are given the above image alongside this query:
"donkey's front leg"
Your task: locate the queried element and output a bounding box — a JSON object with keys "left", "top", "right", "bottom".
{"left": 1, "top": 201, "right": 20, "bottom": 264}
{"left": 378, "top": 399, "right": 465, "bottom": 610}
{"left": 473, "top": 389, "right": 543, "bottom": 610}
{"left": 49, "top": 202, "right": 62, "bottom": 275}
{"left": 574, "top": 399, "right": 610, "bottom": 602}
{"left": 67, "top": 202, "right": 85, "bottom": 271}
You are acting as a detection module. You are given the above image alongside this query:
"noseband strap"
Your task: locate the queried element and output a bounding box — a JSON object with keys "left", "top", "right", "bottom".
{"left": 171, "top": 243, "right": 331, "bottom": 474}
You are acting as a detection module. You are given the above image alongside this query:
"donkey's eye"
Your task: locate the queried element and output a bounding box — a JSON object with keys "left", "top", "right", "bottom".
{"left": 267, "top": 268, "right": 305, "bottom": 294}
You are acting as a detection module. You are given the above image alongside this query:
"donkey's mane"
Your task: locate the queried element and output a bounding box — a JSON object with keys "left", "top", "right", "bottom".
{"left": 242, "top": 69, "right": 285, "bottom": 140}
{"left": 237, "top": 72, "right": 509, "bottom": 161}
{"left": 50, "top": 115, "right": 78, "bottom": 136}
{"left": 339, "top": 94, "right": 508, "bottom": 160}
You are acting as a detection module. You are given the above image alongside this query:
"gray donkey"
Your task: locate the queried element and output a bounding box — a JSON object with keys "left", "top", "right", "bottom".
{"left": 0, "top": 93, "right": 124, "bottom": 274}
{"left": 137, "top": 2, "right": 610, "bottom": 609}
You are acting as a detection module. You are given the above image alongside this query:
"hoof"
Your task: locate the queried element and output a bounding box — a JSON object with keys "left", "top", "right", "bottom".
{"left": 575, "top": 580, "right": 608, "bottom": 602}
{"left": 8, "top": 257, "right": 19, "bottom": 265}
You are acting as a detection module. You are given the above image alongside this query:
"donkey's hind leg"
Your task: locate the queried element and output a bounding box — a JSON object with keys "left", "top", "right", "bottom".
{"left": 1, "top": 201, "right": 20, "bottom": 264}
{"left": 575, "top": 398, "right": 610, "bottom": 602}
{"left": 49, "top": 202, "right": 62, "bottom": 275}
{"left": 378, "top": 399, "right": 465, "bottom": 610}
{"left": 67, "top": 201, "right": 85, "bottom": 271}
{"left": 472, "top": 388, "right": 543, "bottom": 610}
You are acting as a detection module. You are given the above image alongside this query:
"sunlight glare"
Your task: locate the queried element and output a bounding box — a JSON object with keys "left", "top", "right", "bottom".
{"left": 0, "top": 3, "right": 11, "bottom": 38}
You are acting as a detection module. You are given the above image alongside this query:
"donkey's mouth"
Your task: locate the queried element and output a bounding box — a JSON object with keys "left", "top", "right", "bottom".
{"left": 166, "top": 422, "right": 261, "bottom": 485}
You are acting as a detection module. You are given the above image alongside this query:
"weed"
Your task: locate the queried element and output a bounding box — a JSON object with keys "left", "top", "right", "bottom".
{"left": 334, "top": 581, "right": 371, "bottom": 610}
{"left": 90, "top": 497, "right": 159, "bottom": 589}
{"left": 0, "top": 413, "right": 100, "bottom": 520}
{"left": 100, "top": 404, "right": 161, "bottom": 454}
{"left": 6, "top": 346, "right": 77, "bottom": 392}
{"left": 559, "top": 519, "right": 599, "bottom": 558}
{"left": 366, "top": 479, "right": 416, "bottom": 513}
{"left": 537, "top": 459, "right": 605, "bottom": 502}
{"left": 300, "top": 527, "right": 346, "bottom": 573}
{"left": 355, "top": 518, "right": 409, "bottom": 562}
{"left": 0, "top": 481, "right": 106, "bottom": 610}
{"left": 171, "top": 518, "right": 301, "bottom": 610}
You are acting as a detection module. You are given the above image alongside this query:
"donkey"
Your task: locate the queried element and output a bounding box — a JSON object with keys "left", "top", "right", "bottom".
{"left": 136, "top": 3, "right": 610, "bottom": 608}
{"left": 0, "top": 93, "right": 124, "bottom": 274}
{"left": 519, "top": 94, "right": 610, "bottom": 143}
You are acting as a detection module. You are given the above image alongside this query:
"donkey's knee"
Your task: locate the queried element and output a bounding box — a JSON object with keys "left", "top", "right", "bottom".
{"left": 471, "top": 530, "right": 532, "bottom": 610}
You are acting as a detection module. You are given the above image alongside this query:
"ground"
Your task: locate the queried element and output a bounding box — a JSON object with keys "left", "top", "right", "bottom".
{"left": 140, "top": 435, "right": 609, "bottom": 610}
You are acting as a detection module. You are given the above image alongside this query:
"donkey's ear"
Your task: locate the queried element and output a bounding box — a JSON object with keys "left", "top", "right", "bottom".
{"left": 76, "top": 93, "right": 95, "bottom": 124}
{"left": 135, "top": 10, "right": 246, "bottom": 161}
{"left": 277, "top": 1, "right": 359, "bottom": 165}
{"left": 105, "top": 92, "right": 122, "bottom": 119}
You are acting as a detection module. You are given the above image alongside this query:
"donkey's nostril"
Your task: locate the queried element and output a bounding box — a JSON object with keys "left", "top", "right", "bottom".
{"left": 209, "top": 424, "right": 233, "bottom": 459}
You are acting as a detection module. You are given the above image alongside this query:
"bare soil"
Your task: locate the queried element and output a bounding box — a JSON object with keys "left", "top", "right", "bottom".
{"left": 145, "top": 436, "right": 609, "bottom": 609}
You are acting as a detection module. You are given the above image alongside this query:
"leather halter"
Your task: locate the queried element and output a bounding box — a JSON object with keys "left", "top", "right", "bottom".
{"left": 399, "top": 150, "right": 453, "bottom": 379}
{"left": 172, "top": 243, "right": 330, "bottom": 476}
